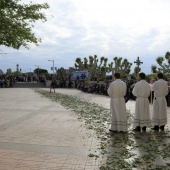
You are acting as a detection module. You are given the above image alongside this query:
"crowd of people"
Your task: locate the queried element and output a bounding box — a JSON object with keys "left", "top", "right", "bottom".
{"left": 0, "top": 75, "right": 46, "bottom": 88}
{"left": 1, "top": 72, "right": 170, "bottom": 133}
{"left": 0, "top": 75, "right": 15, "bottom": 88}
{"left": 72, "top": 76, "right": 170, "bottom": 104}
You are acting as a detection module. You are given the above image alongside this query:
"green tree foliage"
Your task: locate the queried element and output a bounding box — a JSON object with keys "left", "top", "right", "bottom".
{"left": 134, "top": 66, "right": 141, "bottom": 77}
{"left": 34, "top": 68, "right": 48, "bottom": 76}
{"left": 75, "top": 57, "right": 86, "bottom": 70}
{"left": 112, "top": 57, "right": 132, "bottom": 76}
{"left": 7, "top": 68, "right": 12, "bottom": 74}
{"left": 151, "top": 65, "right": 157, "bottom": 73}
{"left": 75, "top": 55, "right": 113, "bottom": 80}
{"left": 151, "top": 51, "right": 170, "bottom": 74}
{"left": 56, "top": 67, "right": 66, "bottom": 79}
{"left": 0, "top": 0, "right": 49, "bottom": 49}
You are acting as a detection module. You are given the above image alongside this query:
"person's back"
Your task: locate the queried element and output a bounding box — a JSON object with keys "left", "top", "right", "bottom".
{"left": 107, "top": 80, "right": 126, "bottom": 98}
{"left": 133, "top": 80, "right": 151, "bottom": 98}
{"left": 107, "top": 73, "right": 127, "bottom": 132}
{"left": 132, "top": 72, "right": 151, "bottom": 132}
{"left": 152, "top": 73, "right": 168, "bottom": 131}
{"left": 153, "top": 79, "right": 167, "bottom": 97}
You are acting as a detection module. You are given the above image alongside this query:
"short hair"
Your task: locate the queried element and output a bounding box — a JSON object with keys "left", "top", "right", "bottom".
{"left": 114, "top": 73, "right": 120, "bottom": 79}
{"left": 157, "top": 73, "right": 163, "bottom": 79}
{"left": 139, "top": 72, "right": 145, "bottom": 79}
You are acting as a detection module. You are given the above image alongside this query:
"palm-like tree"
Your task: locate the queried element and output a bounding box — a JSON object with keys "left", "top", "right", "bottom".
{"left": 74, "top": 55, "right": 112, "bottom": 80}
{"left": 152, "top": 52, "right": 170, "bottom": 74}
{"left": 165, "top": 52, "right": 170, "bottom": 64}
{"left": 113, "top": 57, "right": 132, "bottom": 76}
{"left": 134, "top": 67, "right": 141, "bottom": 77}
{"left": 156, "top": 56, "right": 164, "bottom": 67}
{"left": 83, "top": 57, "right": 88, "bottom": 69}
{"left": 151, "top": 65, "right": 157, "bottom": 73}
{"left": 75, "top": 57, "right": 84, "bottom": 70}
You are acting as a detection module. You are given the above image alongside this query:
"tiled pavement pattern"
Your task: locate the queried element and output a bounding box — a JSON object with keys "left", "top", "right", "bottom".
{"left": 0, "top": 88, "right": 170, "bottom": 170}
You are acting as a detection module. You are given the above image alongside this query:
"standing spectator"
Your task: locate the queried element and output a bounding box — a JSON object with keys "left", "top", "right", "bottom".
{"left": 107, "top": 73, "right": 127, "bottom": 132}
{"left": 50, "top": 79, "right": 56, "bottom": 93}
{"left": 152, "top": 73, "right": 168, "bottom": 131}
{"left": 149, "top": 79, "right": 155, "bottom": 103}
{"left": 123, "top": 75, "right": 130, "bottom": 103}
{"left": 129, "top": 79, "right": 136, "bottom": 100}
{"left": 68, "top": 80, "right": 72, "bottom": 88}
{"left": 132, "top": 72, "right": 151, "bottom": 132}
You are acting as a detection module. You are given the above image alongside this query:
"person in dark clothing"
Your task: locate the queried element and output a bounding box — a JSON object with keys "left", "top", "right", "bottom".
{"left": 50, "top": 79, "right": 56, "bottom": 93}
{"left": 123, "top": 76, "right": 130, "bottom": 103}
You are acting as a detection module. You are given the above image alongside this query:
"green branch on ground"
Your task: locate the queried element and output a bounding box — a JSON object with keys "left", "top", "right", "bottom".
{"left": 35, "top": 90, "right": 170, "bottom": 170}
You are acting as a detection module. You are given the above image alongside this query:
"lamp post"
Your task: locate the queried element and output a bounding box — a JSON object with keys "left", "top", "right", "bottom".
{"left": 48, "top": 60, "right": 54, "bottom": 77}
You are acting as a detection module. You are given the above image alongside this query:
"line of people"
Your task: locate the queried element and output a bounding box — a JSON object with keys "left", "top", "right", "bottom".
{"left": 108, "top": 72, "right": 168, "bottom": 133}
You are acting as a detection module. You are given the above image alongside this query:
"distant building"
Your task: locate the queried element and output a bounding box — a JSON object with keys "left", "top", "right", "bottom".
{"left": 0, "top": 69, "right": 3, "bottom": 75}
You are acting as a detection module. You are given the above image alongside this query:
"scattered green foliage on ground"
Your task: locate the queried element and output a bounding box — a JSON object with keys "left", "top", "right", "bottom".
{"left": 35, "top": 90, "right": 170, "bottom": 170}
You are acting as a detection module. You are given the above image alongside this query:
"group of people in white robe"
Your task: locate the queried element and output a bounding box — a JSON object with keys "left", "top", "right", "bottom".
{"left": 107, "top": 72, "right": 168, "bottom": 132}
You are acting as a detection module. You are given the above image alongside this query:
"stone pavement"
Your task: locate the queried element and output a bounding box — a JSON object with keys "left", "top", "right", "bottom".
{"left": 0, "top": 88, "right": 170, "bottom": 170}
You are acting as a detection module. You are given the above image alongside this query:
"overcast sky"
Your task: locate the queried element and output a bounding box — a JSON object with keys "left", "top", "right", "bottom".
{"left": 1, "top": 0, "right": 170, "bottom": 74}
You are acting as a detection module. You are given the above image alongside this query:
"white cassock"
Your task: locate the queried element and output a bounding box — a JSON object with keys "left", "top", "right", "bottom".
{"left": 132, "top": 80, "right": 151, "bottom": 128}
{"left": 152, "top": 79, "right": 168, "bottom": 126}
{"left": 107, "top": 79, "right": 127, "bottom": 132}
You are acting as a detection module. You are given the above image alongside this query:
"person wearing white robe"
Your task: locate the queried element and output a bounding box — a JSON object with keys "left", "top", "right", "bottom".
{"left": 107, "top": 73, "right": 127, "bottom": 132}
{"left": 152, "top": 73, "right": 168, "bottom": 131}
{"left": 132, "top": 72, "right": 151, "bottom": 132}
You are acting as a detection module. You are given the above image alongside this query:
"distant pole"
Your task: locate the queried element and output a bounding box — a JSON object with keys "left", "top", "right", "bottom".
{"left": 53, "top": 60, "right": 54, "bottom": 76}
{"left": 134, "top": 56, "right": 143, "bottom": 76}
{"left": 48, "top": 60, "right": 55, "bottom": 78}
{"left": 16, "top": 64, "right": 19, "bottom": 73}
{"left": 134, "top": 56, "right": 143, "bottom": 68}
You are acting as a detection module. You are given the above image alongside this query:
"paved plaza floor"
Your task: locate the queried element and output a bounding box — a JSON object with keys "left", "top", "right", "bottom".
{"left": 0, "top": 88, "right": 170, "bottom": 170}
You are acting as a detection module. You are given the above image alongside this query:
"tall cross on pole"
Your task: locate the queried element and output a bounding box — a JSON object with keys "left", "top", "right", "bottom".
{"left": 134, "top": 56, "right": 143, "bottom": 76}
{"left": 134, "top": 56, "right": 143, "bottom": 68}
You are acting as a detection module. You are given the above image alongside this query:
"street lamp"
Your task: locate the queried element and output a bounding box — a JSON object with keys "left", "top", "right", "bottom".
{"left": 48, "top": 60, "right": 54, "bottom": 77}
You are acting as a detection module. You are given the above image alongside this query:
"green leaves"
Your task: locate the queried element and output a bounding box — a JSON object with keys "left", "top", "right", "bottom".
{"left": 35, "top": 90, "right": 170, "bottom": 170}
{"left": 0, "top": 0, "right": 49, "bottom": 49}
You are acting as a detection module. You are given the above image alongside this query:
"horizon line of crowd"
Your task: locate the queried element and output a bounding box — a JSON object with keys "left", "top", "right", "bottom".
{"left": 1, "top": 74, "right": 170, "bottom": 106}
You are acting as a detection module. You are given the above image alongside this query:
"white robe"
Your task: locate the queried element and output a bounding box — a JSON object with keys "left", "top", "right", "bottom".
{"left": 132, "top": 80, "right": 151, "bottom": 127}
{"left": 152, "top": 79, "right": 168, "bottom": 126}
{"left": 107, "top": 79, "right": 127, "bottom": 132}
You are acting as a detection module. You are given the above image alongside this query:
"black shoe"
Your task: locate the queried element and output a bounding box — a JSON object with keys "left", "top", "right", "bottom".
{"left": 133, "top": 126, "right": 141, "bottom": 132}
{"left": 160, "top": 125, "right": 165, "bottom": 131}
{"left": 151, "top": 126, "right": 159, "bottom": 131}
{"left": 109, "top": 129, "right": 118, "bottom": 133}
{"left": 142, "top": 126, "right": 146, "bottom": 131}
{"left": 119, "top": 131, "right": 127, "bottom": 133}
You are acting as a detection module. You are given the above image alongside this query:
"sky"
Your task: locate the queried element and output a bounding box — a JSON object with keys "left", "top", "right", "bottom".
{"left": 1, "top": 0, "right": 170, "bottom": 75}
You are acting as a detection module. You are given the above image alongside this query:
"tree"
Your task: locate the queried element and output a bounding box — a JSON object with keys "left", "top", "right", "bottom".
{"left": 112, "top": 57, "right": 132, "bottom": 76}
{"left": 7, "top": 68, "right": 12, "bottom": 74}
{"left": 134, "top": 66, "right": 141, "bottom": 77}
{"left": 151, "top": 51, "right": 170, "bottom": 74}
{"left": 34, "top": 68, "right": 48, "bottom": 76}
{"left": 151, "top": 65, "right": 157, "bottom": 73}
{"left": 74, "top": 55, "right": 112, "bottom": 80}
{"left": 0, "top": 0, "right": 49, "bottom": 49}
{"left": 74, "top": 57, "right": 88, "bottom": 70}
